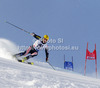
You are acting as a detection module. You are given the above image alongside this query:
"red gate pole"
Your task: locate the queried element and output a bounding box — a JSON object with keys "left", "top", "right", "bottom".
{"left": 95, "top": 59, "right": 97, "bottom": 78}
{"left": 95, "top": 44, "right": 97, "bottom": 78}
{"left": 84, "top": 43, "right": 88, "bottom": 76}
{"left": 84, "top": 59, "right": 87, "bottom": 76}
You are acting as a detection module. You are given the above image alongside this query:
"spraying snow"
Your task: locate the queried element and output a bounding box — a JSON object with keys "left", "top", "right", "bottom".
{"left": 0, "top": 38, "right": 19, "bottom": 60}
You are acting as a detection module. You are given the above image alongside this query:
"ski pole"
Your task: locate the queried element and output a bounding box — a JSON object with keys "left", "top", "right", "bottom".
{"left": 6, "top": 21, "right": 31, "bottom": 35}
{"left": 47, "top": 62, "right": 55, "bottom": 70}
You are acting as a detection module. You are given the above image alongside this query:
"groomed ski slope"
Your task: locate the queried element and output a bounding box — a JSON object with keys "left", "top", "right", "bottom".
{"left": 0, "top": 57, "right": 100, "bottom": 88}
{"left": 0, "top": 38, "right": 100, "bottom": 88}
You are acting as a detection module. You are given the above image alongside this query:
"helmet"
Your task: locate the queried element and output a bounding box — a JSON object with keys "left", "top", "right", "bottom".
{"left": 43, "top": 35, "right": 49, "bottom": 40}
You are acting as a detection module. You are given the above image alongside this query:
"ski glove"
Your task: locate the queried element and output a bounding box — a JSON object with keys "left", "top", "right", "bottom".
{"left": 46, "top": 58, "right": 48, "bottom": 62}
{"left": 30, "top": 33, "right": 35, "bottom": 36}
{"left": 31, "top": 32, "right": 41, "bottom": 40}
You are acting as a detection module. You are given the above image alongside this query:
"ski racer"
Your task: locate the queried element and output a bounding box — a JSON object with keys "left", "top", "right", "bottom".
{"left": 14, "top": 33, "right": 49, "bottom": 62}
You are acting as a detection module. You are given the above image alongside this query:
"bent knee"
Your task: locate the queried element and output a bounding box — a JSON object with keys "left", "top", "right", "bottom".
{"left": 31, "top": 52, "right": 38, "bottom": 56}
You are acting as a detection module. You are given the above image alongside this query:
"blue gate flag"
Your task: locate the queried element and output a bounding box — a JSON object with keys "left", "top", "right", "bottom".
{"left": 64, "top": 61, "right": 73, "bottom": 70}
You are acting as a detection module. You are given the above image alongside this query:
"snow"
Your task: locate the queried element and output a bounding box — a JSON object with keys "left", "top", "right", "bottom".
{"left": 0, "top": 38, "right": 19, "bottom": 60}
{"left": 0, "top": 38, "right": 100, "bottom": 88}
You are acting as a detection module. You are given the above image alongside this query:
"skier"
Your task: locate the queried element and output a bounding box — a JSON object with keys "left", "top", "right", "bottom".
{"left": 14, "top": 33, "right": 49, "bottom": 62}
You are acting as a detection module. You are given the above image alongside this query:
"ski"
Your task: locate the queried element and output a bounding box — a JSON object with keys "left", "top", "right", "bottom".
{"left": 13, "top": 55, "right": 34, "bottom": 65}
{"left": 17, "top": 59, "right": 34, "bottom": 65}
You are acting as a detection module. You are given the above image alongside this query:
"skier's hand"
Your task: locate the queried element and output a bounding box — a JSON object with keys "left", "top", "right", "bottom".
{"left": 30, "top": 33, "right": 35, "bottom": 36}
{"left": 46, "top": 58, "right": 48, "bottom": 62}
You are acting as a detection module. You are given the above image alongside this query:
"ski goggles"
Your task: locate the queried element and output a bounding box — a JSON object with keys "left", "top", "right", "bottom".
{"left": 43, "top": 38, "right": 48, "bottom": 43}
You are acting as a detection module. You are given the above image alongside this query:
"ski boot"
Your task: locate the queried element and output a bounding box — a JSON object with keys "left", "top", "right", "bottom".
{"left": 21, "top": 57, "right": 28, "bottom": 62}
{"left": 22, "top": 57, "right": 34, "bottom": 65}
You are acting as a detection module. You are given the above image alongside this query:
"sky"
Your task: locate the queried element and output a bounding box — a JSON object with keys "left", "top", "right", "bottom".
{"left": 0, "top": 0, "right": 100, "bottom": 76}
